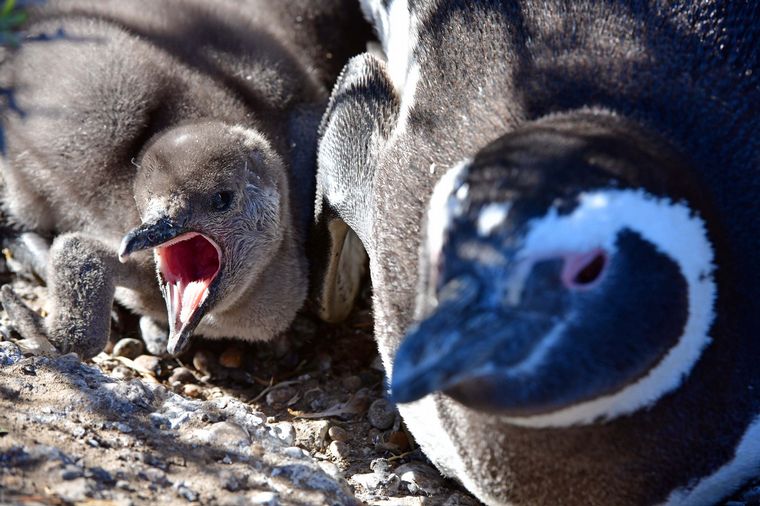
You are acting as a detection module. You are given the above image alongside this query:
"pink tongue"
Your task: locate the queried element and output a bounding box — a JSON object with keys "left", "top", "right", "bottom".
{"left": 158, "top": 234, "right": 220, "bottom": 326}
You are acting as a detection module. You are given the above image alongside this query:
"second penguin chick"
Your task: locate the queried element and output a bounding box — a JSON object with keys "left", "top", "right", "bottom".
{"left": 119, "top": 121, "right": 307, "bottom": 355}
{"left": 0, "top": 0, "right": 370, "bottom": 357}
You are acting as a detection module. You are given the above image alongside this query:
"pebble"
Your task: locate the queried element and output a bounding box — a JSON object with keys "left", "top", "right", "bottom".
{"left": 116, "top": 480, "right": 133, "bottom": 491}
{"left": 169, "top": 367, "right": 194, "bottom": 385}
{"left": 351, "top": 471, "right": 382, "bottom": 491}
{"left": 386, "top": 431, "right": 410, "bottom": 452}
{"left": 248, "top": 491, "right": 278, "bottom": 506}
{"left": 111, "top": 365, "right": 134, "bottom": 381}
{"left": 395, "top": 462, "right": 444, "bottom": 495}
{"left": 51, "top": 478, "right": 90, "bottom": 502}
{"left": 328, "top": 440, "right": 350, "bottom": 459}
{"left": 351, "top": 466, "right": 401, "bottom": 494}
{"left": 192, "top": 349, "right": 215, "bottom": 375}
{"left": 60, "top": 464, "right": 83, "bottom": 480}
{"left": 139, "top": 467, "right": 169, "bottom": 486}
{"left": 141, "top": 453, "right": 168, "bottom": 470}
{"left": 112, "top": 338, "right": 144, "bottom": 359}
{"left": 219, "top": 346, "right": 244, "bottom": 368}
{"left": 328, "top": 425, "right": 349, "bottom": 443}
{"left": 318, "top": 461, "right": 343, "bottom": 481}
{"left": 87, "top": 466, "right": 115, "bottom": 485}
{"left": 182, "top": 384, "right": 202, "bottom": 398}
{"left": 270, "top": 421, "right": 296, "bottom": 446}
{"left": 370, "top": 458, "right": 391, "bottom": 476}
{"left": 367, "top": 398, "right": 396, "bottom": 430}
{"left": 341, "top": 375, "right": 362, "bottom": 392}
{"left": 284, "top": 446, "right": 309, "bottom": 459}
{"left": 201, "top": 421, "right": 250, "bottom": 449}
{"left": 297, "top": 420, "right": 331, "bottom": 448}
{"left": 174, "top": 481, "right": 199, "bottom": 502}
{"left": 220, "top": 470, "right": 245, "bottom": 492}
{"left": 0, "top": 339, "right": 21, "bottom": 366}
{"left": 265, "top": 385, "right": 297, "bottom": 407}
{"left": 134, "top": 354, "right": 162, "bottom": 376}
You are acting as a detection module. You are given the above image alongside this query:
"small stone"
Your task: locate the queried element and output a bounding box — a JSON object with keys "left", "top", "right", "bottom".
{"left": 270, "top": 422, "right": 296, "bottom": 446}
{"left": 386, "top": 431, "right": 410, "bottom": 452}
{"left": 111, "top": 365, "right": 134, "bottom": 381}
{"left": 192, "top": 349, "right": 215, "bottom": 375}
{"left": 328, "top": 425, "right": 349, "bottom": 443}
{"left": 318, "top": 461, "right": 342, "bottom": 481}
{"left": 265, "top": 385, "right": 297, "bottom": 407}
{"left": 182, "top": 384, "right": 202, "bottom": 398}
{"left": 328, "top": 440, "right": 350, "bottom": 459}
{"left": 61, "top": 464, "right": 83, "bottom": 480}
{"left": 341, "top": 375, "right": 362, "bottom": 392}
{"left": 396, "top": 462, "right": 444, "bottom": 495}
{"left": 174, "top": 482, "right": 198, "bottom": 502}
{"left": 350, "top": 472, "right": 382, "bottom": 491}
{"left": 141, "top": 453, "right": 168, "bottom": 470}
{"left": 367, "top": 398, "right": 396, "bottom": 430}
{"left": 248, "top": 491, "right": 277, "bottom": 506}
{"left": 140, "top": 467, "right": 169, "bottom": 486}
{"left": 370, "top": 458, "right": 390, "bottom": 476}
{"left": 112, "top": 338, "right": 144, "bottom": 359}
{"left": 87, "top": 466, "right": 115, "bottom": 485}
{"left": 51, "top": 478, "right": 90, "bottom": 502}
{"left": 220, "top": 470, "right": 245, "bottom": 492}
{"left": 284, "top": 446, "right": 309, "bottom": 459}
{"left": 134, "top": 354, "right": 161, "bottom": 376}
{"left": 198, "top": 421, "right": 250, "bottom": 450}
{"left": 169, "top": 367, "right": 194, "bottom": 385}
{"left": 219, "top": 346, "right": 244, "bottom": 368}
{"left": 297, "top": 420, "right": 330, "bottom": 448}
{"left": 0, "top": 341, "right": 22, "bottom": 366}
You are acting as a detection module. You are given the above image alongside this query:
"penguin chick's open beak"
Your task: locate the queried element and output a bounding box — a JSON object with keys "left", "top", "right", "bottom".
{"left": 119, "top": 219, "right": 222, "bottom": 356}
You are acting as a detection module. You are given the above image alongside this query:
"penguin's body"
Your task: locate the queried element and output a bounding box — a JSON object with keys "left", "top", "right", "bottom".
{"left": 0, "top": 0, "right": 369, "bottom": 357}
{"left": 315, "top": 1, "right": 760, "bottom": 504}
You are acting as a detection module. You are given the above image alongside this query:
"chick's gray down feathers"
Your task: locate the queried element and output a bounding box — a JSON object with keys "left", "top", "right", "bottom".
{"left": 0, "top": 0, "right": 370, "bottom": 357}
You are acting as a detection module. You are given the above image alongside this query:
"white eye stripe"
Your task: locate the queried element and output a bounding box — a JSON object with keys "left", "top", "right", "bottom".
{"left": 503, "top": 188, "right": 717, "bottom": 427}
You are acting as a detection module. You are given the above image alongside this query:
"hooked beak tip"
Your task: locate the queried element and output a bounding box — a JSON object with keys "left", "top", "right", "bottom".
{"left": 117, "top": 248, "right": 130, "bottom": 264}
{"left": 167, "top": 332, "right": 191, "bottom": 356}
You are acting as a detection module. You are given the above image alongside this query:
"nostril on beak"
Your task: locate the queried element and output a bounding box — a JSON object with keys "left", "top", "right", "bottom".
{"left": 562, "top": 249, "right": 608, "bottom": 290}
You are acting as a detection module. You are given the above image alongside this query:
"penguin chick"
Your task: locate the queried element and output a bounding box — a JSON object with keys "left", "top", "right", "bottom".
{"left": 0, "top": 0, "right": 370, "bottom": 358}
{"left": 119, "top": 121, "right": 306, "bottom": 355}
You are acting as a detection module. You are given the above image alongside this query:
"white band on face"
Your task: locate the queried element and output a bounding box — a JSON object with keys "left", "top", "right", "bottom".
{"left": 502, "top": 188, "right": 716, "bottom": 427}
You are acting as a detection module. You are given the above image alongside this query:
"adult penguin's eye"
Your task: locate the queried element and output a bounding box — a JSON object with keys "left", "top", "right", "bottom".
{"left": 211, "top": 191, "right": 234, "bottom": 211}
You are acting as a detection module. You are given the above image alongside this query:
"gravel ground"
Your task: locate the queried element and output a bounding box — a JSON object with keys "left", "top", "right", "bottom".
{"left": 1, "top": 239, "right": 759, "bottom": 506}
{"left": 0, "top": 246, "right": 478, "bottom": 506}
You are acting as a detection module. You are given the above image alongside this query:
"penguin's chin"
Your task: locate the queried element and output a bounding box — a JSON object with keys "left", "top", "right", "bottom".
{"left": 155, "top": 232, "right": 222, "bottom": 354}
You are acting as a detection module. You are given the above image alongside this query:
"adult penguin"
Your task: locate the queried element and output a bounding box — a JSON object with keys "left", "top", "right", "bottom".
{"left": 314, "top": 1, "right": 760, "bottom": 504}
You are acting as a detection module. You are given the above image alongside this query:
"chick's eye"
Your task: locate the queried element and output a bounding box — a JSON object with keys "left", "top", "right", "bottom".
{"left": 211, "top": 191, "right": 233, "bottom": 211}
